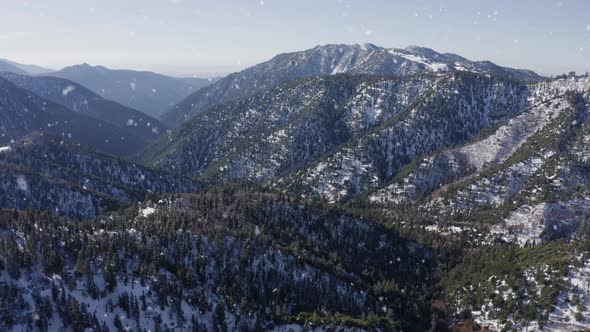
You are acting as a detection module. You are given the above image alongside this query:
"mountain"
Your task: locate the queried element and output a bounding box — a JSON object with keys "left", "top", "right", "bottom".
{"left": 49, "top": 64, "right": 218, "bottom": 118}
{"left": 139, "top": 70, "right": 590, "bottom": 331}
{"left": 0, "top": 188, "right": 437, "bottom": 331}
{"left": 0, "top": 58, "right": 53, "bottom": 75}
{"left": 178, "top": 75, "right": 221, "bottom": 87}
{"left": 378, "top": 78, "right": 590, "bottom": 237}
{"left": 0, "top": 76, "right": 152, "bottom": 156}
{"left": 0, "top": 133, "right": 200, "bottom": 219}
{"left": 142, "top": 72, "right": 529, "bottom": 186}
{"left": 142, "top": 70, "right": 590, "bottom": 248}
{"left": 161, "top": 43, "right": 545, "bottom": 126}
{"left": 2, "top": 42, "right": 590, "bottom": 332}
{"left": 1, "top": 183, "right": 589, "bottom": 331}
{"left": 0, "top": 60, "right": 28, "bottom": 75}
{"left": 0, "top": 72, "right": 166, "bottom": 142}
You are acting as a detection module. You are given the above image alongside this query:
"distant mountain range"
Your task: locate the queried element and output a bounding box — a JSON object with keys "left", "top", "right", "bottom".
{"left": 0, "top": 58, "right": 219, "bottom": 119}
{"left": 49, "top": 64, "right": 219, "bottom": 117}
{"left": 0, "top": 58, "right": 53, "bottom": 75}
{"left": 0, "top": 76, "right": 156, "bottom": 156}
{"left": 0, "top": 60, "right": 28, "bottom": 75}
{"left": 0, "top": 72, "right": 166, "bottom": 143}
{"left": 161, "top": 43, "right": 546, "bottom": 126}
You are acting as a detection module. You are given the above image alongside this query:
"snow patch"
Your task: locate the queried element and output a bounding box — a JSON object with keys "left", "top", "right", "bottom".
{"left": 491, "top": 203, "right": 546, "bottom": 246}
{"left": 139, "top": 206, "right": 156, "bottom": 217}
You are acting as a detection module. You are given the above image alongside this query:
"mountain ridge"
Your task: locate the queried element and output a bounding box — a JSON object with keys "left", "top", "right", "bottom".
{"left": 49, "top": 63, "right": 218, "bottom": 118}
{"left": 0, "top": 72, "right": 167, "bottom": 143}
{"left": 161, "top": 43, "right": 546, "bottom": 126}
{"left": 0, "top": 58, "right": 53, "bottom": 75}
{"left": 0, "top": 76, "right": 153, "bottom": 156}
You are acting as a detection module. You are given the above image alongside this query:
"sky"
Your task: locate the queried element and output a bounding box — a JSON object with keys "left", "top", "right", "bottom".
{"left": 0, "top": 0, "right": 589, "bottom": 77}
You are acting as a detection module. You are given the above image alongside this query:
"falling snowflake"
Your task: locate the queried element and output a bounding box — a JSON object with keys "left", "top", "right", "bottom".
{"left": 126, "top": 119, "right": 135, "bottom": 126}
{"left": 130, "top": 82, "right": 136, "bottom": 90}
{"left": 364, "top": 29, "right": 373, "bottom": 36}
{"left": 586, "top": 24, "right": 590, "bottom": 32}
{"left": 61, "top": 85, "right": 76, "bottom": 96}
{"left": 16, "top": 175, "right": 28, "bottom": 192}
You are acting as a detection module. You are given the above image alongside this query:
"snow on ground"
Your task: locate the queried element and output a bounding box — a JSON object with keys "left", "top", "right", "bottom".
{"left": 139, "top": 206, "right": 156, "bottom": 217}
{"left": 529, "top": 76, "right": 590, "bottom": 101}
{"left": 491, "top": 203, "right": 546, "bottom": 246}
{"left": 425, "top": 224, "right": 464, "bottom": 235}
{"left": 271, "top": 325, "right": 363, "bottom": 332}
{"left": 367, "top": 82, "right": 570, "bottom": 207}
{"left": 468, "top": 258, "right": 590, "bottom": 331}
{"left": 457, "top": 97, "right": 567, "bottom": 171}
{"left": 304, "top": 147, "right": 377, "bottom": 203}
{"left": 545, "top": 258, "right": 590, "bottom": 331}
{"left": 1, "top": 268, "right": 223, "bottom": 332}
{"left": 387, "top": 49, "right": 449, "bottom": 72}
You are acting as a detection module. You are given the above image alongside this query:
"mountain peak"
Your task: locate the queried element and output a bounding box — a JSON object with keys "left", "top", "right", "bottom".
{"left": 404, "top": 45, "right": 442, "bottom": 58}
{"left": 161, "top": 43, "right": 545, "bottom": 126}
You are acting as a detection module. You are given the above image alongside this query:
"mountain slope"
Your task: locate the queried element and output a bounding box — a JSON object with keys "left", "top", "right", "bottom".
{"left": 0, "top": 133, "right": 200, "bottom": 219}
{"left": 50, "top": 64, "right": 216, "bottom": 118}
{"left": 0, "top": 189, "right": 436, "bottom": 331}
{"left": 0, "top": 58, "right": 53, "bottom": 75}
{"left": 425, "top": 83, "right": 590, "bottom": 241}
{"left": 0, "top": 72, "right": 166, "bottom": 142}
{"left": 141, "top": 72, "right": 529, "bottom": 201}
{"left": 0, "top": 77, "right": 151, "bottom": 156}
{"left": 161, "top": 44, "right": 544, "bottom": 126}
{"left": 0, "top": 61, "right": 28, "bottom": 75}
{"left": 368, "top": 76, "right": 590, "bottom": 210}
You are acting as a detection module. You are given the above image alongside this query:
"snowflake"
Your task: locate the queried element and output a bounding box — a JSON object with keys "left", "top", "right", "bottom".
{"left": 61, "top": 85, "right": 76, "bottom": 96}
{"left": 16, "top": 175, "right": 28, "bottom": 192}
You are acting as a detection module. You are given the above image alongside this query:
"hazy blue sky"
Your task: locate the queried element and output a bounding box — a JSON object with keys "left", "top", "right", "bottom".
{"left": 1, "top": 0, "right": 589, "bottom": 76}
